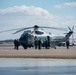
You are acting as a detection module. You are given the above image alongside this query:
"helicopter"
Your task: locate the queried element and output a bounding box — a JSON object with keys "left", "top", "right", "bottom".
{"left": 13, "top": 25, "right": 74, "bottom": 49}
{"left": 0, "top": 25, "right": 73, "bottom": 49}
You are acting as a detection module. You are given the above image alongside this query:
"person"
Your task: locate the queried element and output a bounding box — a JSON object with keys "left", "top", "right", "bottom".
{"left": 45, "top": 40, "right": 48, "bottom": 49}
{"left": 38, "top": 39, "right": 42, "bottom": 49}
{"left": 34, "top": 39, "right": 38, "bottom": 49}
{"left": 14, "top": 39, "right": 20, "bottom": 50}
{"left": 66, "top": 40, "right": 69, "bottom": 49}
{"left": 42, "top": 41, "right": 45, "bottom": 49}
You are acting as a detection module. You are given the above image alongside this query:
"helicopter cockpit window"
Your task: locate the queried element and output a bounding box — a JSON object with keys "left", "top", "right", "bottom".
{"left": 24, "top": 30, "right": 31, "bottom": 34}
{"left": 35, "top": 31, "right": 44, "bottom": 35}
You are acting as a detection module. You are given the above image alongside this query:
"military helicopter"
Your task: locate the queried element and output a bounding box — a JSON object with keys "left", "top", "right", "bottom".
{"left": 13, "top": 25, "right": 73, "bottom": 49}
{"left": 0, "top": 25, "right": 73, "bottom": 49}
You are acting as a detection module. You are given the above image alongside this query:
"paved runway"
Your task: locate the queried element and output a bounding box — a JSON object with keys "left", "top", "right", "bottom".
{"left": 0, "top": 45, "right": 76, "bottom": 75}
{"left": 0, "top": 59, "right": 76, "bottom": 75}
{"left": 0, "top": 45, "right": 76, "bottom": 59}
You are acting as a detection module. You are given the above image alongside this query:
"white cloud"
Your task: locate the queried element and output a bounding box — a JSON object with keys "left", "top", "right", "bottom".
{"left": 54, "top": 2, "right": 76, "bottom": 9}
{"left": 54, "top": 5, "right": 63, "bottom": 9}
{"left": 0, "top": 5, "right": 76, "bottom": 28}
{"left": 0, "top": 5, "right": 51, "bottom": 16}
{"left": 0, "top": 5, "right": 56, "bottom": 28}
{"left": 64, "top": 2, "right": 76, "bottom": 7}
{"left": 0, "top": 5, "right": 76, "bottom": 40}
{"left": 0, "top": 5, "right": 56, "bottom": 22}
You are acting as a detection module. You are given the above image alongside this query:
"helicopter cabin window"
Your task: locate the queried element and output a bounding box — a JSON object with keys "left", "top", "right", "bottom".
{"left": 35, "top": 31, "right": 44, "bottom": 35}
{"left": 28, "top": 34, "right": 31, "bottom": 39}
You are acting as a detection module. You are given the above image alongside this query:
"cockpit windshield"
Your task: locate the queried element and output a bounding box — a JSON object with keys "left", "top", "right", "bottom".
{"left": 35, "top": 31, "right": 44, "bottom": 35}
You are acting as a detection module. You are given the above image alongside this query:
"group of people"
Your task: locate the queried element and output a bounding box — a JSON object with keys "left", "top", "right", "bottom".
{"left": 34, "top": 39, "right": 41, "bottom": 49}
{"left": 34, "top": 39, "right": 50, "bottom": 49}
{"left": 14, "top": 38, "right": 70, "bottom": 50}
{"left": 14, "top": 39, "right": 51, "bottom": 50}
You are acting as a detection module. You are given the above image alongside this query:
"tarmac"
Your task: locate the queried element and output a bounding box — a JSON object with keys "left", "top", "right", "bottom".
{"left": 0, "top": 44, "right": 76, "bottom": 59}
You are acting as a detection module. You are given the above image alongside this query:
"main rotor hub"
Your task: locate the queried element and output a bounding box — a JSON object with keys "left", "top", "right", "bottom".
{"left": 33, "top": 25, "right": 39, "bottom": 30}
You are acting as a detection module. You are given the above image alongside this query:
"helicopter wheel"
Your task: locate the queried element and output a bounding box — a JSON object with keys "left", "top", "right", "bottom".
{"left": 23, "top": 45, "right": 27, "bottom": 49}
{"left": 24, "top": 46, "right": 27, "bottom": 49}
{"left": 21, "top": 43, "right": 27, "bottom": 49}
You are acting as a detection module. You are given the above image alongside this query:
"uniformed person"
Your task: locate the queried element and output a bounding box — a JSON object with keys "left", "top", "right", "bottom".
{"left": 66, "top": 40, "right": 69, "bottom": 49}
{"left": 38, "top": 39, "right": 42, "bottom": 49}
{"left": 34, "top": 39, "right": 38, "bottom": 49}
{"left": 14, "top": 39, "right": 20, "bottom": 50}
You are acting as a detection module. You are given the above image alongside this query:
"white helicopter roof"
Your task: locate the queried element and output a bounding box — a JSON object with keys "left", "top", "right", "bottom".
{"left": 23, "top": 29, "right": 65, "bottom": 37}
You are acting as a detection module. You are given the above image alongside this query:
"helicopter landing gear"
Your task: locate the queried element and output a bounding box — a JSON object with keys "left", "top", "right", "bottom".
{"left": 24, "top": 46, "right": 27, "bottom": 49}
{"left": 21, "top": 43, "right": 27, "bottom": 49}
{"left": 23, "top": 44, "right": 27, "bottom": 49}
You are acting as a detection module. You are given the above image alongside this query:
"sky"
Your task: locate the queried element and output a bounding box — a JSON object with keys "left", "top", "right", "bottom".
{"left": 0, "top": 0, "right": 76, "bottom": 40}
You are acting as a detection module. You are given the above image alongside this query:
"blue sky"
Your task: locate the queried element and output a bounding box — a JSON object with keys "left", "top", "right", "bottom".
{"left": 0, "top": 0, "right": 76, "bottom": 15}
{"left": 0, "top": 0, "right": 76, "bottom": 40}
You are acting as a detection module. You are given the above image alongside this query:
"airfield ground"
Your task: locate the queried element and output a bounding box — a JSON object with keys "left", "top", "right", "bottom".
{"left": 0, "top": 45, "right": 76, "bottom": 59}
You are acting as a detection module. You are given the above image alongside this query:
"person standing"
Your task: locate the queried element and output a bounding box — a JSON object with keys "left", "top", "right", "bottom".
{"left": 45, "top": 40, "right": 48, "bottom": 49}
{"left": 38, "top": 39, "right": 42, "bottom": 49}
{"left": 34, "top": 40, "right": 38, "bottom": 49}
{"left": 14, "top": 39, "right": 19, "bottom": 50}
{"left": 66, "top": 40, "right": 69, "bottom": 49}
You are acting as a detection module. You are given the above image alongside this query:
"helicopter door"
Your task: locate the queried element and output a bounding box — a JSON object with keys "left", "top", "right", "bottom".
{"left": 27, "top": 34, "right": 34, "bottom": 47}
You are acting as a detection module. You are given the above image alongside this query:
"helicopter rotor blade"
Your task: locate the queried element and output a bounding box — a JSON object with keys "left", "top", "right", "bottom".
{"left": 0, "top": 28, "right": 23, "bottom": 33}
{"left": 72, "top": 26, "right": 74, "bottom": 31}
{"left": 13, "top": 25, "right": 39, "bottom": 34}
{"left": 68, "top": 27, "right": 72, "bottom": 31}
{"left": 73, "top": 32, "right": 76, "bottom": 34}
{"left": 13, "top": 27, "right": 33, "bottom": 34}
{"left": 13, "top": 25, "right": 68, "bottom": 34}
{"left": 0, "top": 27, "right": 32, "bottom": 34}
{"left": 39, "top": 26, "right": 68, "bottom": 31}
{"left": 0, "top": 25, "right": 68, "bottom": 34}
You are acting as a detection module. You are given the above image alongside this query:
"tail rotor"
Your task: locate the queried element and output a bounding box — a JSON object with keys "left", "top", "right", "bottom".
{"left": 72, "top": 26, "right": 74, "bottom": 45}
{"left": 68, "top": 26, "right": 75, "bottom": 45}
